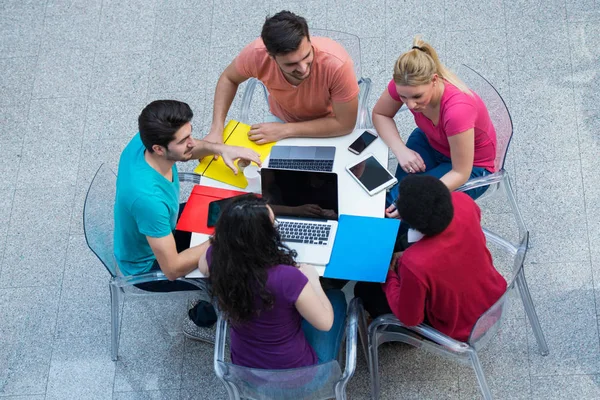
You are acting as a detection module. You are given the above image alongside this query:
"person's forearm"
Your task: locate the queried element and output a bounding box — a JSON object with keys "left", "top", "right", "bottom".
{"left": 439, "top": 169, "right": 470, "bottom": 192}
{"left": 210, "top": 74, "right": 239, "bottom": 133}
{"left": 164, "top": 240, "right": 210, "bottom": 280}
{"left": 190, "top": 139, "right": 222, "bottom": 160}
{"left": 307, "top": 277, "right": 333, "bottom": 313}
{"left": 280, "top": 116, "right": 354, "bottom": 139}
{"left": 373, "top": 113, "right": 409, "bottom": 158}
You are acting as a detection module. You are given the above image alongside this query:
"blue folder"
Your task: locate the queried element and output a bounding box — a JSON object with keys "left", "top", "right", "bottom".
{"left": 324, "top": 214, "right": 400, "bottom": 283}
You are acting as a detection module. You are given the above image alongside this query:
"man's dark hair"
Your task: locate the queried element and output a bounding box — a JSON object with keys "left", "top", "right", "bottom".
{"left": 261, "top": 11, "right": 310, "bottom": 56}
{"left": 138, "top": 100, "right": 193, "bottom": 153}
{"left": 396, "top": 175, "right": 454, "bottom": 236}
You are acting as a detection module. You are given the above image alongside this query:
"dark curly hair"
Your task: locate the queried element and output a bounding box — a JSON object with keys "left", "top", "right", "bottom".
{"left": 210, "top": 194, "right": 297, "bottom": 324}
{"left": 261, "top": 11, "right": 310, "bottom": 56}
{"left": 396, "top": 175, "right": 454, "bottom": 236}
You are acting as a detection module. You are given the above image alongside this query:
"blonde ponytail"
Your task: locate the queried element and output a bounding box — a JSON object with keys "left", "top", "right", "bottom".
{"left": 393, "top": 35, "right": 471, "bottom": 94}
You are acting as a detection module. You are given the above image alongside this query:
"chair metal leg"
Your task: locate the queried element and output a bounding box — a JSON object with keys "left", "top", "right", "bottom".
{"left": 335, "top": 383, "right": 348, "bottom": 400}
{"left": 109, "top": 283, "right": 121, "bottom": 361}
{"left": 239, "top": 78, "right": 268, "bottom": 124}
{"left": 516, "top": 270, "right": 549, "bottom": 355}
{"left": 357, "top": 305, "right": 369, "bottom": 366}
{"left": 368, "top": 331, "right": 381, "bottom": 400}
{"left": 469, "top": 351, "right": 492, "bottom": 400}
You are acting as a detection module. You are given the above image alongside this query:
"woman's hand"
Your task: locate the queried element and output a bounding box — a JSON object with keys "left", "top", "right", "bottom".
{"left": 385, "top": 203, "right": 400, "bottom": 219}
{"left": 396, "top": 146, "right": 426, "bottom": 174}
{"left": 389, "top": 251, "right": 403, "bottom": 272}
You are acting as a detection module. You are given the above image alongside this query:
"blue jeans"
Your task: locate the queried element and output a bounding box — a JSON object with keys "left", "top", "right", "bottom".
{"left": 301, "top": 289, "right": 347, "bottom": 364}
{"left": 386, "top": 128, "right": 491, "bottom": 207}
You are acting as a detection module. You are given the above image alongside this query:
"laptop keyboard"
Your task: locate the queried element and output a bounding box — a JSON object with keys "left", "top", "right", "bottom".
{"left": 269, "top": 158, "right": 334, "bottom": 172}
{"left": 278, "top": 221, "right": 332, "bottom": 245}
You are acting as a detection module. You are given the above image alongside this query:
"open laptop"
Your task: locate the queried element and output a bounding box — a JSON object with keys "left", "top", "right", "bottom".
{"left": 261, "top": 168, "right": 339, "bottom": 265}
{"left": 267, "top": 145, "right": 336, "bottom": 172}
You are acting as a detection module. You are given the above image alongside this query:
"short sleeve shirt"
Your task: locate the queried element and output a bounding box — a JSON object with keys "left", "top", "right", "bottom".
{"left": 113, "top": 133, "right": 179, "bottom": 276}
{"left": 235, "top": 37, "right": 359, "bottom": 123}
{"left": 206, "top": 247, "right": 317, "bottom": 369}
{"left": 388, "top": 80, "right": 497, "bottom": 171}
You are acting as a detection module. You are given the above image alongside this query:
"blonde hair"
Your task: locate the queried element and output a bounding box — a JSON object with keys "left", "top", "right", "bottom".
{"left": 393, "top": 35, "right": 470, "bottom": 94}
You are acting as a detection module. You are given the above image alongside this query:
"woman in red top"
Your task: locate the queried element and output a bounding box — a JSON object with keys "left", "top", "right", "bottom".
{"left": 355, "top": 175, "right": 506, "bottom": 341}
{"left": 372, "top": 36, "right": 497, "bottom": 213}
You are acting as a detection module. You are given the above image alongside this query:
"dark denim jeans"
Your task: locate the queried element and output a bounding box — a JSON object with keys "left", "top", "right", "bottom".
{"left": 386, "top": 128, "right": 491, "bottom": 207}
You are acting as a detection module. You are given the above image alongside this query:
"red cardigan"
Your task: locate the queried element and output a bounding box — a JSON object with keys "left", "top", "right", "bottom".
{"left": 382, "top": 192, "right": 507, "bottom": 342}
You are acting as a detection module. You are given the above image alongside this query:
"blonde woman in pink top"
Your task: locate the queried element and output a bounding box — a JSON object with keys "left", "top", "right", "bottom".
{"left": 205, "top": 11, "right": 359, "bottom": 145}
{"left": 373, "top": 36, "right": 497, "bottom": 215}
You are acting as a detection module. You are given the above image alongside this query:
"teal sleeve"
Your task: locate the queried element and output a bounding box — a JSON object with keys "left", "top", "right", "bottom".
{"left": 131, "top": 196, "right": 173, "bottom": 238}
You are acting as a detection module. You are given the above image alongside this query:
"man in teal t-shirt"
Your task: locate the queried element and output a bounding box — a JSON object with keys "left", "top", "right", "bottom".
{"left": 114, "top": 100, "right": 261, "bottom": 341}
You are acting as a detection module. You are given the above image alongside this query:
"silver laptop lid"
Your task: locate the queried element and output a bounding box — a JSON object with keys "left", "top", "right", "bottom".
{"left": 270, "top": 145, "right": 336, "bottom": 161}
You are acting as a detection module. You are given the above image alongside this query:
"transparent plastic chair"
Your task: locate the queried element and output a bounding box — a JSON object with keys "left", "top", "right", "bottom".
{"left": 364, "top": 231, "right": 548, "bottom": 400}
{"left": 83, "top": 164, "right": 207, "bottom": 361}
{"left": 213, "top": 298, "right": 368, "bottom": 400}
{"left": 239, "top": 29, "right": 373, "bottom": 130}
{"left": 455, "top": 65, "right": 527, "bottom": 239}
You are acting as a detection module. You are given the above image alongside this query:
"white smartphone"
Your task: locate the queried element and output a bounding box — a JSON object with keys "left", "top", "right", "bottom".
{"left": 346, "top": 153, "right": 398, "bottom": 196}
{"left": 348, "top": 130, "right": 378, "bottom": 155}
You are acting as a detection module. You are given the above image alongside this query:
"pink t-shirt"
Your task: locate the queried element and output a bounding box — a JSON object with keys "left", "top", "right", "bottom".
{"left": 388, "top": 80, "right": 497, "bottom": 172}
{"left": 235, "top": 37, "right": 359, "bottom": 123}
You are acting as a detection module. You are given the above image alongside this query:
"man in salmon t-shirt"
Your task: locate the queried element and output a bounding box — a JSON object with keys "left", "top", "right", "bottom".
{"left": 204, "top": 10, "right": 360, "bottom": 145}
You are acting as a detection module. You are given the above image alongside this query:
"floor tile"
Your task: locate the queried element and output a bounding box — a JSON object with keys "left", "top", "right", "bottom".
{"left": 113, "top": 333, "right": 185, "bottom": 392}
{"left": 0, "top": 105, "right": 28, "bottom": 144}
{"left": 113, "top": 390, "right": 182, "bottom": 400}
{"left": 1, "top": 0, "right": 47, "bottom": 12}
{"left": 98, "top": 6, "right": 155, "bottom": 53}
{"left": 379, "top": 378, "right": 460, "bottom": 399}
{"left": 0, "top": 11, "right": 43, "bottom": 58}
{"left": 589, "top": 214, "right": 600, "bottom": 265}
{"left": 0, "top": 286, "right": 60, "bottom": 340}
{"left": 41, "top": 8, "right": 101, "bottom": 50}
{"left": 515, "top": 161, "right": 589, "bottom": 263}
{"left": 17, "top": 138, "right": 82, "bottom": 189}
{"left": 326, "top": 0, "right": 386, "bottom": 38}
{"left": 0, "top": 230, "right": 69, "bottom": 288}
{"left": 458, "top": 375, "right": 531, "bottom": 399}
{"left": 270, "top": 0, "right": 328, "bottom": 31}
{"left": 531, "top": 374, "right": 600, "bottom": 399}
{"left": 180, "top": 339, "right": 223, "bottom": 390}
{"left": 445, "top": 29, "right": 509, "bottom": 95}
{"left": 84, "top": 100, "right": 148, "bottom": 141}
{"left": 210, "top": 0, "right": 269, "bottom": 51}
{"left": 507, "top": 21, "right": 571, "bottom": 73}
{"left": 32, "top": 48, "right": 95, "bottom": 99}
{"left": 566, "top": 0, "right": 600, "bottom": 22}
{"left": 0, "top": 336, "right": 53, "bottom": 397}
{"left": 26, "top": 97, "right": 87, "bottom": 142}
{"left": 577, "top": 108, "right": 600, "bottom": 159}
{"left": 526, "top": 261, "right": 600, "bottom": 375}
{"left": 0, "top": 141, "right": 23, "bottom": 189}
{"left": 0, "top": 57, "right": 36, "bottom": 107}
{"left": 569, "top": 21, "right": 600, "bottom": 111}
{"left": 90, "top": 52, "right": 151, "bottom": 106}
{"left": 8, "top": 185, "right": 75, "bottom": 236}
{"left": 45, "top": 336, "right": 115, "bottom": 400}
{"left": 505, "top": 0, "right": 567, "bottom": 24}
{"left": 445, "top": 0, "right": 505, "bottom": 32}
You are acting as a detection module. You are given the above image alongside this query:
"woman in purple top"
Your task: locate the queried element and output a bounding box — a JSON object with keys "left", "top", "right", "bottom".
{"left": 372, "top": 36, "right": 497, "bottom": 214}
{"left": 197, "top": 194, "right": 347, "bottom": 370}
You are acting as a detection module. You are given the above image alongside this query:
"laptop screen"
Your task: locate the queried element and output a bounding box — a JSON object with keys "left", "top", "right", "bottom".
{"left": 261, "top": 168, "right": 339, "bottom": 221}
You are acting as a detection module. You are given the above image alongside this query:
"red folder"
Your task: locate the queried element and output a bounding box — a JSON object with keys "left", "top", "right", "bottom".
{"left": 176, "top": 185, "right": 248, "bottom": 234}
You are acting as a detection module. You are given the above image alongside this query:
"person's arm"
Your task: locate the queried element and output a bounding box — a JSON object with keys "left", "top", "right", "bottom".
{"left": 295, "top": 263, "right": 334, "bottom": 331}
{"left": 190, "top": 139, "right": 261, "bottom": 174}
{"left": 205, "top": 62, "right": 249, "bottom": 143}
{"left": 247, "top": 97, "right": 358, "bottom": 144}
{"left": 382, "top": 260, "right": 427, "bottom": 326}
{"left": 439, "top": 128, "right": 475, "bottom": 191}
{"left": 372, "top": 88, "right": 426, "bottom": 173}
{"left": 146, "top": 235, "right": 210, "bottom": 281}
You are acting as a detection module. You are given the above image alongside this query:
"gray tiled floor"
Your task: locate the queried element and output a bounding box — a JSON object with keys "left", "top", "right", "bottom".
{"left": 0, "top": 0, "right": 599, "bottom": 399}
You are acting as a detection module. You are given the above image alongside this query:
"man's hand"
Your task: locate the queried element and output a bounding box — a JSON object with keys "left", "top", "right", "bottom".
{"left": 248, "top": 122, "right": 286, "bottom": 144}
{"left": 219, "top": 145, "right": 261, "bottom": 174}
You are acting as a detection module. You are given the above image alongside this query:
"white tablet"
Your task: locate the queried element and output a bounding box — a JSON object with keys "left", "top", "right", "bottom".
{"left": 346, "top": 153, "right": 398, "bottom": 196}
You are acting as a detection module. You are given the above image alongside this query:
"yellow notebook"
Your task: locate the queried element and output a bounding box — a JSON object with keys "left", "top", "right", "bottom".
{"left": 194, "top": 120, "right": 275, "bottom": 188}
